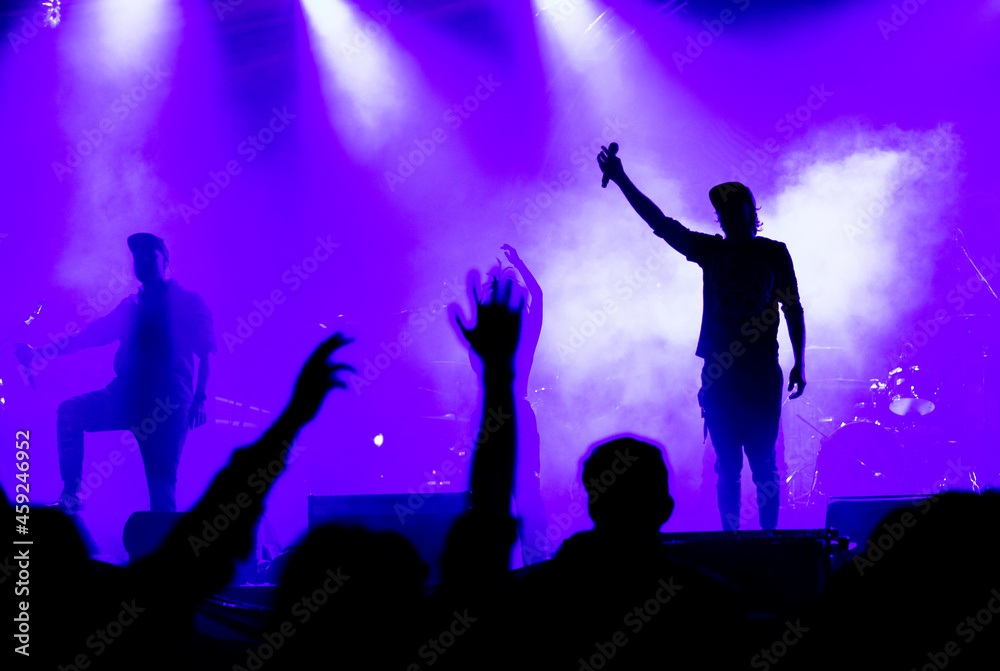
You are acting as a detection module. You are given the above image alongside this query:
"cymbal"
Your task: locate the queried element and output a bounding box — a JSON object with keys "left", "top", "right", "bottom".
{"left": 889, "top": 398, "right": 935, "bottom": 417}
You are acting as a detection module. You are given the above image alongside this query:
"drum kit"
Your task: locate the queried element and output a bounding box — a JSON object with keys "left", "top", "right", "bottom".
{"left": 784, "top": 318, "right": 1000, "bottom": 508}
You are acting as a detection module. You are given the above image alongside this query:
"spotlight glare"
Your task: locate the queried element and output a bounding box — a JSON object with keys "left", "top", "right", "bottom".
{"left": 301, "top": 0, "right": 428, "bottom": 160}
{"left": 96, "top": 0, "right": 176, "bottom": 69}
{"left": 42, "top": 0, "right": 61, "bottom": 28}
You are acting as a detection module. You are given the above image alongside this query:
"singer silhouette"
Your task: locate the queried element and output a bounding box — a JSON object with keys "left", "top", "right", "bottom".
{"left": 598, "top": 144, "right": 805, "bottom": 531}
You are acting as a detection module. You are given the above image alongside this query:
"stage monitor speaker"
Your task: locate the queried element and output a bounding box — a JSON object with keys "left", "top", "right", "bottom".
{"left": 825, "top": 495, "right": 932, "bottom": 548}
{"left": 659, "top": 530, "right": 845, "bottom": 617}
{"left": 307, "top": 492, "right": 471, "bottom": 585}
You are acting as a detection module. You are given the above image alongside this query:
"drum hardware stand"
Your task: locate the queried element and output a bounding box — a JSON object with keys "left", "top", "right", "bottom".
{"left": 953, "top": 230, "right": 999, "bottom": 492}
{"left": 793, "top": 414, "right": 831, "bottom": 508}
{"left": 956, "top": 229, "right": 1000, "bottom": 305}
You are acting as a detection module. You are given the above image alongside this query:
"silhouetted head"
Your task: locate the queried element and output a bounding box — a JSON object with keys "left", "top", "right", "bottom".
{"left": 267, "top": 525, "right": 429, "bottom": 666}
{"left": 709, "top": 182, "right": 760, "bottom": 240}
{"left": 582, "top": 437, "right": 674, "bottom": 534}
{"left": 128, "top": 233, "right": 169, "bottom": 285}
{"left": 811, "top": 491, "right": 1000, "bottom": 670}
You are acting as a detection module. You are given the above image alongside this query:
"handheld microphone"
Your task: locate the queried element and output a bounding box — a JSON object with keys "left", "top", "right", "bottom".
{"left": 601, "top": 142, "right": 618, "bottom": 188}
{"left": 23, "top": 300, "right": 44, "bottom": 327}
{"left": 20, "top": 300, "right": 46, "bottom": 390}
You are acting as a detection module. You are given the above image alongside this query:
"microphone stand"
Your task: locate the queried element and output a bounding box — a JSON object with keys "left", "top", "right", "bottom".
{"left": 956, "top": 230, "right": 1000, "bottom": 306}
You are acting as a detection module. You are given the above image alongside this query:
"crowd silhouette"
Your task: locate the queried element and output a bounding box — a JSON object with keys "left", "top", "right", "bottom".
{"left": 8, "top": 149, "right": 1000, "bottom": 670}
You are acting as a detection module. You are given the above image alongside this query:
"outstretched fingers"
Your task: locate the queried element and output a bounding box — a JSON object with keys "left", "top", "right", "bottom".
{"left": 312, "top": 333, "right": 353, "bottom": 360}
{"left": 328, "top": 362, "right": 355, "bottom": 389}
{"left": 307, "top": 334, "right": 354, "bottom": 383}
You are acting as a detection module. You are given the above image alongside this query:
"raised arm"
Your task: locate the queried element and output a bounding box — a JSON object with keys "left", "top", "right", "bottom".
{"left": 501, "top": 245, "right": 541, "bottom": 302}
{"left": 455, "top": 275, "right": 520, "bottom": 520}
{"left": 598, "top": 144, "right": 692, "bottom": 253}
{"left": 501, "top": 244, "right": 542, "bottom": 354}
{"left": 140, "top": 334, "right": 353, "bottom": 598}
{"left": 442, "top": 272, "right": 521, "bottom": 583}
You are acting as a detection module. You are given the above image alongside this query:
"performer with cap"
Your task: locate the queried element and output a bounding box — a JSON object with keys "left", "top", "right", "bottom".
{"left": 597, "top": 144, "right": 806, "bottom": 531}
{"left": 15, "top": 233, "right": 216, "bottom": 513}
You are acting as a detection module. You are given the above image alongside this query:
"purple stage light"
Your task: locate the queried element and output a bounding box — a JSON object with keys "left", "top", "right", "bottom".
{"left": 0, "top": 0, "right": 996, "bottom": 563}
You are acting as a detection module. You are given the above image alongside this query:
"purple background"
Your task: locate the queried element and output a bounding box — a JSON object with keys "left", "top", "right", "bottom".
{"left": 1, "top": 0, "right": 997, "bottom": 562}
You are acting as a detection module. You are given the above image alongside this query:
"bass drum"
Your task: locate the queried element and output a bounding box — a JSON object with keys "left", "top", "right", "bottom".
{"left": 814, "top": 421, "right": 905, "bottom": 498}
